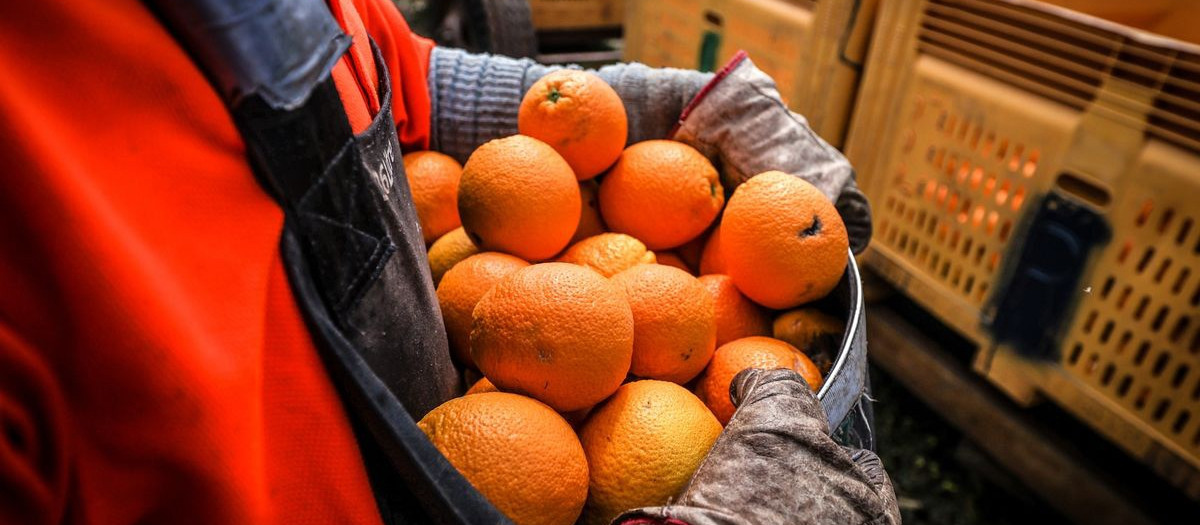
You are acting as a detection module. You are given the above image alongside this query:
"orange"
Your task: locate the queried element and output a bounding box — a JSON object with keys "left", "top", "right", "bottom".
{"left": 577, "top": 380, "right": 722, "bottom": 525}
{"left": 675, "top": 231, "right": 708, "bottom": 273}
{"left": 654, "top": 251, "right": 693, "bottom": 275}
{"left": 698, "top": 225, "right": 727, "bottom": 275}
{"left": 403, "top": 150, "right": 463, "bottom": 244}
{"left": 570, "top": 179, "right": 607, "bottom": 243}
{"left": 610, "top": 264, "right": 716, "bottom": 384}
{"left": 466, "top": 378, "right": 594, "bottom": 427}
{"left": 694, "top": 336, "right": 823, "bottom": 425}
{"left": 463, "top": 367, "right": 484, "bottom": 389}
{"left": 773, "top": 307, "right": 845, "bottom": 374}
{"left": 519, "top": 70, "right": 627, "bottom": 180}
{"left": 562, "top": 406, "right": 593, "bottom": 428}
{"left": 721, "top": 171, "right": 849, "bottom": 308}
{"left": 599, "top": 140, "right": 724, "bottom": 250}
{"left": 773, "top": 308, "right": 844, "bottom": 351}
{"left": 558, "top": 233, "right": 655, "bottom": 278}
{"left": 471, "top": 263, "right": 634, "bottom": 412}
{"left": 437, "top": 252, "right": 530, "bottom": 367}
{"left": 428, "top": 227, "right": 480, "bottom": 285}
{"left": 698, "top": 274, "right": 772, "bottom": 346}
{"left": 465, "top": 377, "right": 501, "bottom": 395}
{"left": 418, "top": 392, "right": 588, "bottom": 525}
{"left": 458, "top": 135, "right": 581, "bottom": 261}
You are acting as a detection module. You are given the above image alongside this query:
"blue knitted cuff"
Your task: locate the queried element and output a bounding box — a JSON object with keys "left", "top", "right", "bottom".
{"left": 428, "top": 47, "right": 555, "bottom": 162}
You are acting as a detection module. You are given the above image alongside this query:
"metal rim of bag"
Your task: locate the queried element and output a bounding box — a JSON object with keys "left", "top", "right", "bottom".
{"left": 816, "top": 249, "right": 869, "bottom": 439}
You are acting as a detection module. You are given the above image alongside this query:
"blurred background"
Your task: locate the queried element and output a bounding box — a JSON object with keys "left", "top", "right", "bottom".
{"left": 398, "top": 1, "right": 1200, "bottom": 523}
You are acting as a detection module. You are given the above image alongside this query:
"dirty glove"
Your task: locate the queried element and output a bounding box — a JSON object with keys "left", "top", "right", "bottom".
{"left": 616, "top": 368, "right": 900, "bottom": 525}
{"left": 427, "top": 48, "right": 870, "bottom": 251}
{"left": 670, "top": 52, "right": 871, "bottom": 252}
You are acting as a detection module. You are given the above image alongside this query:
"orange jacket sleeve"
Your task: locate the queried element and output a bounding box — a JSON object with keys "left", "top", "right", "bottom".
{"left": 0, "top": 0, "right": 442, "bottom": 523}
{"left": 340, "top": 0, "right": 435, "bottom": 151}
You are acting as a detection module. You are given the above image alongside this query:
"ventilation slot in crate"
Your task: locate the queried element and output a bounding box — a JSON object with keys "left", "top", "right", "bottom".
{"left": 875, "top": 92, "right": 1042, "bottom": 307}
{"left": 1061, "top": 198, "right": 1200, "bottom": 455}
{"left": 1148, "top": 54, "right": 1200, "bottom": 155}
{"left": 917, "top": 0, "right": 1118, "bottom": 111}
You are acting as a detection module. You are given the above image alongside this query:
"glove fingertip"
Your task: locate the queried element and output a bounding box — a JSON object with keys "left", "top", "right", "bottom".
{"left": 729, "top": 368, "right": 813, "bottom": 407}
{"left": 835, "top": 183, "right": 873, "bottom": 254}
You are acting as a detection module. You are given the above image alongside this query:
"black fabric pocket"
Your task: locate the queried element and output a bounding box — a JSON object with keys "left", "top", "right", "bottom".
{"left": 295, "top": 141, "right": 397, "bottom": 315}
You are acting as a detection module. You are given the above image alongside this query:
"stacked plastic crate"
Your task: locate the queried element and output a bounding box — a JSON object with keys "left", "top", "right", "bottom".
{"left": 844, "top": 0, "right": 1200, "bottom": 498}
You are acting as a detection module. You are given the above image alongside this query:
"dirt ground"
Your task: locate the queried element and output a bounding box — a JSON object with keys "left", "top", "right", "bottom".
{"left": 870, "top": 365, "right": 1063, "bottom": 524}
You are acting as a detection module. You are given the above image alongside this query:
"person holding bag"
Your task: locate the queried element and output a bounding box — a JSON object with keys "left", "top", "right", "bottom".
{"left": 0, "top": 0, "right": 896, "bottom": 522}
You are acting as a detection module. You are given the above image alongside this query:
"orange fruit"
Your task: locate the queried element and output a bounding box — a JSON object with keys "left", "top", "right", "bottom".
{"left": 471, "top": 263, "right": 634, "bottom": 412}
{"left": 418, "top": 392, "right": 588, "bottom": 525}
{"left": 721, "top": 171, "right": 849, "bottom": 308}
{"left": 465, "top": 377, "right": 500, "bottom": 395}
{"left": 698, "top": 225, "right": 727, "bottom": 275}
{"left": 403, "top": 150, "right": 463, "bottom": 244}
{"left": 458, "top": 135, "right": 581, "bottom": 261}
{"left": 599, "top": 140, "right": 724, "bottom": 250}
{"left": 654, "top": 251, "right": 693, "bottom": 275}
{"left": 675, "top": 231, "right": 709, "bottom": 273}
{"left": 570, "top": 179, "right": 607, "bottom": 243}
{"left": 773, "top": 308, "right": 845, "bottom": 374}
{"left": 578, "top": 380, "right": 722, "bottom": 525}
{"left": 428, "top": 227, "right": 480, "bottom": 285}
{"left": 558, "top": 233, "right": 655, "bottom": 278}
{"left": 698, "top": 274, "right": 772, "bottom": 346}
{"left": 773, "top": 308, "right": 845, "bottom": 350}
{"left": 610, "top": 264, "right": 716, "bottom": 384}
{"left": 519, "top": 70, "right": 627, "bottom": 180}
{"left": 561, "top": 407, "right": 593, "bottom": 428}
{"left": 438, "top": 252, "right": 530, "bottom": 367}
{"left": 463, "top": 367, "right": 484, "bottom": 389}
{"left": 694, "top": 336, "right": 823, "bottom": 425}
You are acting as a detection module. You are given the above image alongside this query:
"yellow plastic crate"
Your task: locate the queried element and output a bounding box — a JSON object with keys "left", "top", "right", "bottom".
{"left": 845, "top": 0, "right": 1200, "bottom": 498}
{"left": 530, "top": 0, "right": 623, "bottom": 31}
{"left": 623, "top": 0, "right": 880, "bottom": 148}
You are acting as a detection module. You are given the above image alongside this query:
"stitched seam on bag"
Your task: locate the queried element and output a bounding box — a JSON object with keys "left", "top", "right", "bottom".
{"left": 297, "top": 140, "right": 357, "bottom": 208}
{"left": 336, "top": 238, "right": 394, "bottom": 314}
{"left": 300, "top": 211, "right": 394, "bottom": 313}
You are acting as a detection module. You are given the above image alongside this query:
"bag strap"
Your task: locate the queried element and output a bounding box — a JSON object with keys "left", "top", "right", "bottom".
{"left": 142, "top": 1, "right": 509, "bottom": 522}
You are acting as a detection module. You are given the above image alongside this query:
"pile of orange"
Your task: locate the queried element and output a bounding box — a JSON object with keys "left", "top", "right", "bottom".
{"left": 408, "top": 70, "right": 851, "bottom": 525}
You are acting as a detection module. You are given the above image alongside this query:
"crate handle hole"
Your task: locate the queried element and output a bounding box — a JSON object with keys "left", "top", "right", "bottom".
{"left": 1053, "top": 172, "right": 1111, "bottom": 208}
{"left": 703, "top": 10, "right": 723, "bottom": 26}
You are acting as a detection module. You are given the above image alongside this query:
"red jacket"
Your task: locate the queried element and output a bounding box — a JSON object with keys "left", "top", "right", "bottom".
{"left": 0, "top": 0, "right": 433, "bottom": 522}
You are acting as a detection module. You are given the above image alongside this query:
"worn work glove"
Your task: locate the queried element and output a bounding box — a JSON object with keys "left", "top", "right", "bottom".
{"left": 670, "top": 52, "right": 872, "bottom": 253}
{"left": 616, "top": 368, "right": 901, "bottom": 525}
{"left": 427, "top": 47, "right": 871, "bottom": 252}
